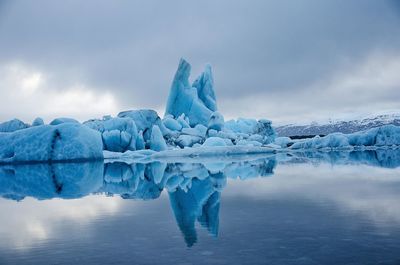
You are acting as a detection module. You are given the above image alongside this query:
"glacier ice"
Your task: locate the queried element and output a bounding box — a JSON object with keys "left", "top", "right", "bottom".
{"left": 2, "top": 58, "right": 399, "bottom": 164}
{"left": 84, "top": 117, "right": 138, "bottom": 152}
{"left": 32, "top": 117, "right": 44, "bottom": 126}
{"left": 274, "top": 136, "right": 292, "bottom": 148}
{"left": 0, "top": 119, "right": 29, "bottom": 133}
{"left": 150, "top": 125, "right": 168, "bottom": 151}
{"left": 176, "top": 134, "right": 202, "bottom": 148}
{"left": 0, "top": 123, "right": 103, "bottom": 163}
{"left": 290, "top": 125, "right": 400, "bottom": 150}
{"left": 50, "top": 117, "right": 80, "bottom": 125}
{"left": 202, "top": 137, "right": 228, "bottom": 147}
{"left": 165, "top": 59, "right": 215, "bottom": 127}
{"left": 225, "top": 118, "right": 275, "bottom": 143}
{"left": 118, "top": 109, "right": 160, "bottom": 133}
{"left": 181, "top": 124, "right": 207, "bottom": 138}
{"left": 176, "top": 114, "right": 190, "bottom": 128}
{"left": 208, "top": 111, "right": 224, "bottom": 131}
{"left": 192, "top": 64, "right": 217, "bottom": 112}
{"left": 163, "top": 116, "right": 182, "bottom": 131}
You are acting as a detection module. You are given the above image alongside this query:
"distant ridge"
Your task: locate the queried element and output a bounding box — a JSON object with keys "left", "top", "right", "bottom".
{"left": 275, "top": 111, "right": 400, "bottom": 137}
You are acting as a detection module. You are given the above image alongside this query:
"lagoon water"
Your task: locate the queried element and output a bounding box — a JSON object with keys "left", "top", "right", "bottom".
{"left": 0, "top": 151, "right": 400, "bottom": 265}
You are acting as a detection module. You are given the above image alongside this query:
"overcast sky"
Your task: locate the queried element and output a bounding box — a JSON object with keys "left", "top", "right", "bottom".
{"left": 0, "top": 0, "right": 399, "bottom": 125}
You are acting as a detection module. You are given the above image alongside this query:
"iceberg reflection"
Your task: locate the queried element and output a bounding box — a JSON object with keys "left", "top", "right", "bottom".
{"left": 0, "top": 149, "right": 399, "bottom": 246}
{"left": 0, "top": 158, "right": 276, "bottom": 246}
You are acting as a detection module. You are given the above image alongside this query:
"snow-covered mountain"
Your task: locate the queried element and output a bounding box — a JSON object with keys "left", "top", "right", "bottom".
{"left": 275, "top": 111, "right": 400, "bottom": 137}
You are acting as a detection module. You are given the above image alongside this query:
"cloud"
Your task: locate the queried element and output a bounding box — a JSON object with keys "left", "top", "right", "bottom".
{"left": 0, "top": 0, "right": 399, "bottom": 123}
{"left": 0, "top": 62, "right": 119, "bottom": 122}
{"left": 221, "top": 51, "right": 400, "bottom": 124}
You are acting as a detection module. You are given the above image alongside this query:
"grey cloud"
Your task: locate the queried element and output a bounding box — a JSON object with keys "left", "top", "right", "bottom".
{"left": 0, "top": 0, "right": 399, "bottom": 123}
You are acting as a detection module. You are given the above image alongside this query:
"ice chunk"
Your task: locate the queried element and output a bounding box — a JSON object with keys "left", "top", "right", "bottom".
{"left": 192, "top": 64, "right": 217, "bottom": 112}
{"left": 163, "top": 117, "right": 183, "bottom": 131}
{"left": 102, "top": 130, "right": 132, "bottom": 152}
{"left": 85, "top": 117, "right": 138, "bottom": 152}
{"left": 177, "top": 114, "right": 190, "bottom": 128}
{"left": 50, "top": 117, "right": 80, "bottom": 125}
{"left": 150, "top": 125, "right": 168, "bottom": 151}
{"left": 248, "top": 134, "right": 264, "bottom": 143}
{"left": 375, "top": 125, "right": 400, "bottom": 146}
{"left": 291, "top": 125, "right": 400, "bottom": 149}
{"left": 225, "top": 118, "right": 275, "bottom": 144}
{"left": 165, "top": 59, "right": 215, "bottom": 127}
{"left": 208, "top": 129, "right": 236, "bottom": 141}
{"left": 32, "top": 117, "right": 44, "bottom": 126}
{"left": 225, "top": 118, "right": 257, "bottom": 134}
{"left": 236, "top": 139, "right": 263, "bottom": 147}
{"left": 0, "top": 123, "right": 103, "bottom": 163}
{"left": 208, "top": 111, "right": 224, "bottom": 131}
{"left": 291, "top": 133, "right": 349, "bottom": 149}
{"left": 175, "top": 135, "right": 202, "bottom": 148}
{"left": 136, "top": 131, "right": 145, "bottom": 150}
{"left": 0, "top": 119, "right": 29, "bottom": 133}
{"left": 349, "top": 125, "right": 400, "bottom": 147}
{"left": 182, "top": 124, "right": 207, "bottom": 138}
{"left": 202, "top": 137, "right": 227, "bottom": 147}
{"left": 118, "top": 109, "right": 169, "bottom": 138}
{"left": 274, "top": 137, "right": 292, "bottom": 148}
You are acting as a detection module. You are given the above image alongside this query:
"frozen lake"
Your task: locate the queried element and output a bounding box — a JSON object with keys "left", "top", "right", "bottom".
{"left": 0, "top": 150, "right": 400, "bottom": 265}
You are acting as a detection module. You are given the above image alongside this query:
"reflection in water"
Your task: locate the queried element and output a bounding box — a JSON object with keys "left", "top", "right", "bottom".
{"left": 290, "top": 149, "right": 400, "bottom": 168}
{"left": 0, "top": 149, "right": 399, "bottom": 248}
{"left": 0, "top": 158, "right": 277, "bottom": 247}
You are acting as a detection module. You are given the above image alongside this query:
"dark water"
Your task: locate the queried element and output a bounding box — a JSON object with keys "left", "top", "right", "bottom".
{"left": 0, "top": 150, "right": 400, "bottom": 265}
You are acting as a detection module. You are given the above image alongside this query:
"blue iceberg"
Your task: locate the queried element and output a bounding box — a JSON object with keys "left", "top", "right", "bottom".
{"left": 84, "top": 117, "right": 138, "bottom": 152}
{"left": 3, "top": 58, "right": 399, "bottom": 163}
{"left": 0, "top": 123, "right": 103, "bottom": 163}
{"left": 291, "top": 125, "right": 400, "bottom": 150}
{"left": 165, "top": 59, "right": 216, "bottom": 127}
{"left": 0, "top": 119, "right": 29, "bottom": 133}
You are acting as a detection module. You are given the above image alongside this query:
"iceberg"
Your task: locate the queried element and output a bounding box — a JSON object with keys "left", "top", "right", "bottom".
{"left": 0, "top": 119, "right": 29, "bottom": 133}
{"left": 118, "top": 109, "right": 165, "bottom": 135}
{"left": 202, "top": 137, "right": 228, "bottom": 147}
{"left": 207, "top": 111, "right": 224, "bottom": 131}
{"left": 150, "top": 125, "right": 168, "bottom": 151}
{"left": 50, "top": 117, "right": 80, "bottom": 125}
{"left": 290, "top": 125, "right": 400, "bottom": 150}
{"left": 162, "top": 116, "right": 182, "bottom": 131}
{"left": 165, "top": 59, "right": 216, "bottom": 127}
{"left": 84, "top": 117, "right": 138, "bottom": 152}
{"left": 32, "top": 117, "right": 44, "bottom": 126}
{"left": 6, "top": 58, "right": 398, "bottom": 162}
{"left": 0, "top": 123, "right": 103, "bottom": 163}
{"left": 0, "top": 58, "right": 280, "bottom": 162}
{"left": 192, "top": 64, "right": 217, "bottom": 112}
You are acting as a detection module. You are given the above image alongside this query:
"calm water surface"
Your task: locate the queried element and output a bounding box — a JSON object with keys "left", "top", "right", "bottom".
{"left": 0, "top": 151, "right": 400, "bottom": 265}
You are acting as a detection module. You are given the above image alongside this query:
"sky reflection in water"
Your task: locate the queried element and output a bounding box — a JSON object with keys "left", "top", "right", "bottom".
{"left": 0, "top": 150, "right": 400, "bottom": 265}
